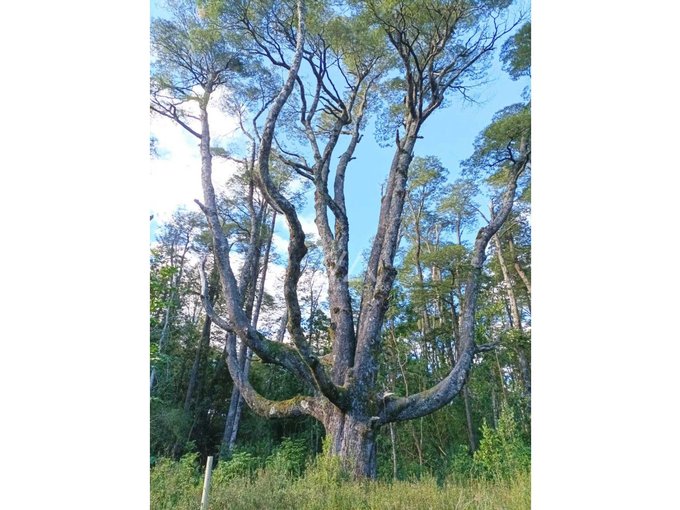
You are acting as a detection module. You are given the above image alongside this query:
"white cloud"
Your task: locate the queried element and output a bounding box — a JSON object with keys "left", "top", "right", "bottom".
{"left": 272, "top": 232, "right": 289, "bottom": 256}
{"left": 268, "top": 213, "right": 322, "bottom": 264}
{"left": 299, "top": 214, "right": 320, "bottom": 241}
{"left": 150, "top": 88, "right": 241, "bottom": 224}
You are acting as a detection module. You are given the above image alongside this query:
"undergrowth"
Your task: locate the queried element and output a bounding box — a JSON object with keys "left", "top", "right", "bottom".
{"left": 151, "top": 409, "right": 530, "bottom": 509}
{"left": 151, "top": 450, "right": 530, "bottom": 510}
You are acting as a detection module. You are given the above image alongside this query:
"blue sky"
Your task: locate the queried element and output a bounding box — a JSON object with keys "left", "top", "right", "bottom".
{"left": 150, "top": 0, "right": 530, "bottom": 275}
{"left": 340, "top": 59, "right": 529, "bottom": 272}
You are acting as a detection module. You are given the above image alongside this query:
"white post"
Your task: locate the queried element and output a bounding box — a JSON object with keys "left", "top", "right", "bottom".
{"left": 200, "top": 456, "right": 214, "bottom": 510}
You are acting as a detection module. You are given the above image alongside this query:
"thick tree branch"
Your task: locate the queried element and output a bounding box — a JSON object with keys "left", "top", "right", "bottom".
{"left": 224, "top": 330, "right": 325, "bottom": 421}
{"left": 353, "top": 120, "right": 420, "bottom": 398}
{"left": 475, "top": 342, "right": 500, "bottom": 353}
{"left": 197, "top": 254, "right": 311, "bottom": 383}
{"left": 381, "top": 149, "right": 529, "bottom": 424}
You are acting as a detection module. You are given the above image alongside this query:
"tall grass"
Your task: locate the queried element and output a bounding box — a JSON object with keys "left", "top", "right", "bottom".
{"left": 151, "top": 454, "right": 530, "bottom": 510}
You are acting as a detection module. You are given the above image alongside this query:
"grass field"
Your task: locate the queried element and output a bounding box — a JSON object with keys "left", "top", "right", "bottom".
{"left": 151, "top": 456, "right": 530, "bottom": 510}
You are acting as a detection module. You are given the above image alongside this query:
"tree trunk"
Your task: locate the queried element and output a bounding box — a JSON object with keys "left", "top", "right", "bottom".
{"left": 183, "top": 316, "right": 212, "bottom": 415}
{"left": 151, "top": 240, "right": 191, "bottom": 392}
{"left": 507, "top": 237, "right": 531, "bottom": 302}
{"left": 220, "top": 335, "right": 242, "bottom": 457}
{"left": 227, "top": 349, "right": 253, "bottom": 451}
{"left": 324, "top": 408, "right": 378, "bottom": 479}
{"left": 490, "top": 384, "right": 498, "bottom": 428}
{"left": 492, "top": 234, "right": 531, "bottom": 401}
{"left": 463, "top": 384, "right": 477, "bottom": 453}
{"left": 171, "top": 314, "right": 213, "bottom": 458}
{"left": 389, "top": 422, "right": 398, "bottom": 480}
{"left": 182, "top": 265, "right": 220, "bottom": 417}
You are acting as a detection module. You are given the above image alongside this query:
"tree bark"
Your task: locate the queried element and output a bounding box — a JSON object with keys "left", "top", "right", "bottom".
{"left": 507, "top": 236, "right": 531, "bottom": 301}
{"left": 448, "top": 303, "right": 477, "bottom": 454}
{"left": 389, "top": 422, "right": 398, "bottom": 479}
{"left": 381, "top": 149, "right": 528, "bottom": 424}
{"left": 490, "top": 384, "right": 498, "bottom": 428}
{"left": 182, "top": 264, "right": 220, "bottom": 416}
{"left": 324, "top": 407, "right": 378, "bottom": 479}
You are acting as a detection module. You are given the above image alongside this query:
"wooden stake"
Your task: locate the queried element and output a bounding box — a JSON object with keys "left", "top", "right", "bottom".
{"left": 200, "top": 456, "right": 213, "bottom": 510}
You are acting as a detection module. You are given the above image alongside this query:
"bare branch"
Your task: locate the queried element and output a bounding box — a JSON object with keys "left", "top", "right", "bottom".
{"left": 150, "top": 102, "right": 202, "bottom": 139}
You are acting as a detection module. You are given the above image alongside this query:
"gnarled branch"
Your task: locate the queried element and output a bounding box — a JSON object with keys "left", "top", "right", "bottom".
{"left": 224, "top": 329, "right": 325, "bottom": 421}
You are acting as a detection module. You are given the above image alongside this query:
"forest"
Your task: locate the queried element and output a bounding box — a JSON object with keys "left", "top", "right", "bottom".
{"left": 150, "top": 0, "right": 531, "bottom": 507}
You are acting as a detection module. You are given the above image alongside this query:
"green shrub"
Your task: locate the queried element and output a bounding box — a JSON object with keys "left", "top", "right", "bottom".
{"left": 265, "top": 437, "right": 309, "bottom": 477}
{"left": 472, "top": 405, "right": 530, "bottom": 480}
{"left": 300, "top": 450, "right": 347, "bottom": 488}
{"left": 213, "top": 451, "right": 258, "bottom": 483}
{"left": 150, "top": 432, "right": 531, "bottom": 510}
{"left": 448, "top": 444, "right": 474, "bottom": 480}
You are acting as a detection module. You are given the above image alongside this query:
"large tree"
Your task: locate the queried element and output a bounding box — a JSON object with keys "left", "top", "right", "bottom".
{"left": 153, "top": 0, "right": 528, "bottom": 478}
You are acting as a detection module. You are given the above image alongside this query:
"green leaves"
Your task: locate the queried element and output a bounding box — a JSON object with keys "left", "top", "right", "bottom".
{"left": 488, "top": 103, "right": 531, "bottom": 142}
{"left": 463, "top": 102, "right": 530, "bottom": 180}
{"left": 316, "top": 7, "right": 389, "bottom": 74}
{"left": 473, "top": 405, "right": 530, "bottom": 479}
{"left": 196, "top": 0, "right": 228, "bottom": 21}
{"left": 501, "top": 21, "right": 530, "bottom": 80}
{"left": 151, "top": 0, "right": 243, "bottom": 100}
{"left": 150, "top": 264, "right": 179, "bottom": 315}
{"left": 409, "top": 156, "right": 448, "bottom": 190}
{"left": 265, "top": 437, "right": 310, "bottom": 477}
{"left": 438, "top": 178, "right": 480, "bottom": 240}
{"left": 213, "top": 451, "right": 259, "bottom": 481}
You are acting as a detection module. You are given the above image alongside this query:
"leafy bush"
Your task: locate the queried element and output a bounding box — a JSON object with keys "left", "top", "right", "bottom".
{"left": 302, "top": 441, "right": 347, "bottom": 488}
{"left": 265, "top": 437, "right": 309, "bottom": 477}
{"left": 212, "top": 451, "right": 258, "bottom": 483}
{"left": 150, "top": 427, "right": 531, "bottom": 509}
{"left": 448, "top": 444, "right": 474, "bottom": 480}
{"left": 472, "top": 405, "right": 530, "bottom": 480}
